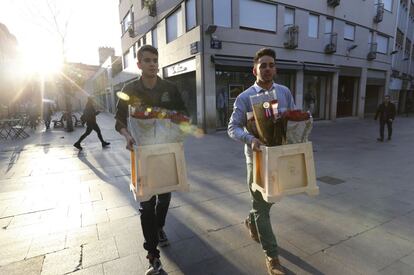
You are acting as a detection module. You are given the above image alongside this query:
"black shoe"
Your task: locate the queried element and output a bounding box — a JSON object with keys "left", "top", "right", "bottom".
{"left": 387, "top": 137, "right": 391, "bottom": 141}
{"left": 158, "top": 229, "right": 170, "bottom": 247}
{"left": 145, "top": 255, "right": 163, "bottom": 275}
{"left": 102, "top": 141, "right": 110, "bottom": 147}
{"left": 377, "top": 138, "right": 384, "bottom": 142}
{"left": 73, "top": 142, "right": 83, "bottom": 150}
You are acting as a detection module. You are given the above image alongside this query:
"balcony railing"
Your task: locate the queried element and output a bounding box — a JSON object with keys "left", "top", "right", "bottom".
{"left": 324, "top": 33, "right": 337, "bottom": 54}
{"left": 367, "top": 43, "right": 378, "bottom": 60}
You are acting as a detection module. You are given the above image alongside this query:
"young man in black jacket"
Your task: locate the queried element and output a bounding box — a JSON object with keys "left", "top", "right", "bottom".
{"left": 115, "top": 45, "right": 186, "bottom": 275}
{"left": 375, "top": 95, "right": 396, "bottom": 142}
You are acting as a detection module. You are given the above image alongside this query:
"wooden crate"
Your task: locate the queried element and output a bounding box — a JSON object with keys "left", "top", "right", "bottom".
{"left": 252, "top": 142, "right": 318, "bottom": 202}
{"left": 130, "top": 142, "right": 189, "bottom": 201}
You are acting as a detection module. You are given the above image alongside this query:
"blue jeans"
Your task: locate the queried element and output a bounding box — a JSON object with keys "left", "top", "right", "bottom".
{"left": 139, "top": 192, "right": 171, "bottom": 257}
{"left": 247, "top": 163, "right": 279, "bottom": 258}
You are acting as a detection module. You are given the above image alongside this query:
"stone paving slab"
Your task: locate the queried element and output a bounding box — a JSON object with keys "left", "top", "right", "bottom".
{"left": 0, "top": 114, "right": 414, "bottom": 274}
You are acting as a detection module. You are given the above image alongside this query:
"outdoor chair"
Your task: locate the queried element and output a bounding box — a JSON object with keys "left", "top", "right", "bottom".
{"left": 72, "top": 113, "right": 84, "bottom": 127}
{"left": 11, "top": 118, "right": 29, "bottom": 139}
{"left": 52, "top": 113, "right": 64, "bottom": 128}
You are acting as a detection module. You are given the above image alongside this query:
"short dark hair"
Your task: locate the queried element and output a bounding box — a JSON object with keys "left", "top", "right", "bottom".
{"left": 137, "top": 45, "right": 158, "bottom": 62}
{"left": 253, "top": 48, "right": 276, "bottom": 64}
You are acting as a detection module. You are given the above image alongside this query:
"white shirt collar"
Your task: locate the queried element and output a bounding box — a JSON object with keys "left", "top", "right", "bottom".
{"left": 253, "top": 82, "right": 276, "bottom": 93}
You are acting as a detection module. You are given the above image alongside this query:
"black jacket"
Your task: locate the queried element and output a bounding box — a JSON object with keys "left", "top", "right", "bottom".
{"left": 375, "top": 102, "right": 396, "bottom": 122}
{"left": 83, "top": 101, "right": 100, "bottom": 124}
{"left": 115, "top": 77, "right": 187, "bottom": 132}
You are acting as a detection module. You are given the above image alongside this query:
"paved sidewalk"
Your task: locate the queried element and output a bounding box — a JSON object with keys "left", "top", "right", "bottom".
{"left": 0, "top": 114, "right": 413, "bottom": 275}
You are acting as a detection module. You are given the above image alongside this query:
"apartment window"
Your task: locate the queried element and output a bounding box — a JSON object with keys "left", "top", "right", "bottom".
{"left": 308, "top": 14, "right": 319, "bottom": 38}
{"left": 405, "top": 37, "right": 411, "bottom": 55}
{"left": 325, "top": 18, "right": 333, "bottom": 33}
{"left": 213, "top": 0, "right": 231, "bottom": 27}
{"left": 368, "top": 31, "right": 374, "bottom": 44}
{"left": 123, "top": 50, "right": 130, "bottom": 69}
{"left": 396, "top": 28, "right": 404, "bottom": 48}
{"left": 166, "top": 8, "right": 183, "bottom": 43}
{"left": 344, "top": 24, "right": 355, "bottom": 41}
{"left": 377, "top": 34, "right": 388, "bottom": 53}
{"left": 240, "top": 0, "right": 276, "bottom": 32}
{"left": 284, "top": 8, "right": 295, "bottom": 26}
{"left": 376, "top": 0, "right": 393, "bottom": 11}
{"left": 152, "top": 27, "right": 158, "bottom": 48}
{"left": 122, "top": 11, "right": 132, "bottom": 33}
{"left": 186, "top": 0, "right": 197, "bottom": 30}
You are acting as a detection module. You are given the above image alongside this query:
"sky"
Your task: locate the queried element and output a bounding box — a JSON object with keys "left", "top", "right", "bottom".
{"left": 0, "top": 0, "right": 122, "bottom": 68}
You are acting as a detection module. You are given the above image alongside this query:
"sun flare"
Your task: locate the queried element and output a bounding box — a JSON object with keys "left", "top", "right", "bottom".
{"left": 19, "top": 42, "right": 63, "bottom": 77}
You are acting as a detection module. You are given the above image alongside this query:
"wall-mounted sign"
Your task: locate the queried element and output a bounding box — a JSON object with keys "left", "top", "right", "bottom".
{"left": 164, "top": 58, "right": 196, "bottom": 78}
{"left": 190, "top": 41, "right": 199, "bottom": 55}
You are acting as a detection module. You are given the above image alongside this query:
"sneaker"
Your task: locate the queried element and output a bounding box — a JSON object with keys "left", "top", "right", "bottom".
{"left": 145, "top": 255, "right": 163, "bottom": 275}
{"left": 266, "top": 256, "right": 285, "bottom": 275}
{"left": 158, "top": 229, "right": 170, "bottom": 247}
{"left": 102, "top": 141, "right": 110, "bottom": 147}
{"left": 244, "top": 217, "right": 260, "bottom": 243}
{"left": 73, "top": 142, "right": 83, "bottom": 150}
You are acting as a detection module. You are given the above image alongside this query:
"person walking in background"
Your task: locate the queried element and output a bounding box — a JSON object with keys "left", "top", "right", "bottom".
{"left": 28, "top": 103, "right": 39, "bottom": 130}
{"left": 375, "top": 95, "right": 396, "bottom": 142}
{"left": 43, "top": 103, "right": 53, "bottom": 130}
{"left": 406, "top": 96, "right": 412, "bottom": 117}
{"left": 228, "top": 48, "right": 295, "bottom": 275}
{"left": 73, "top": 97, "right": 110, "bottom": 150}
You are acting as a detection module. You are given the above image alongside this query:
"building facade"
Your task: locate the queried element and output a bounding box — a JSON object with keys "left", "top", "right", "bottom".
{"left": 119, "top": 0, "right": 413, "bottom": 132}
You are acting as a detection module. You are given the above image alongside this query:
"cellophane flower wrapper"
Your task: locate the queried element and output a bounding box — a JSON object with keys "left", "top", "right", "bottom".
{"left": 283, "top": 110, "right": 313, "bottom": 144}
{"left": 128, "top": 106, "right": 190, "bottom": 145}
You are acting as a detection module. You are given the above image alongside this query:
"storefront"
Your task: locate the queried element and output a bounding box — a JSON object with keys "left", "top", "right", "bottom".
{"left": 163, "top": 58, "right": 197, "bottom": 124}
{"left": 215, "top": 66, "right": 296, "bottom": 129}
{"left": 337, "top": 76, "right": 358, "bottom": 118}
{"left": 303, "top": 74, "right": 329, "bottom": 120}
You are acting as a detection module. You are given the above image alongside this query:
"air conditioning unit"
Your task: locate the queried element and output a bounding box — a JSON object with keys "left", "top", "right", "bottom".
{"left": 327, "top": 0, "right": 340, "bottom": 8}
{"left": 374, "top": 3, "right": 384, "bottom": 23}
{"left": 367, "top": 43, "right": 378, "bottom": 60}
{"left": 325, "top": 44, "right": 336, "bottom": 54}
{"left": 148, "top": 2, "right": 157, "bottom": 17}
{"left": 283, "top": 25, "right": 299, "bottom": 49}
{"left": 127, "top": 24, "right": 134, "bottom": 38}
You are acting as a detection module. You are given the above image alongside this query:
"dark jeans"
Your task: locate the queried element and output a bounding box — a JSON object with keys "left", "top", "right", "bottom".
{"left": 77, "top": 122, "right": 104, "bottom": 143}
{"left": 139, "top": 192, "right": 171, "bottom": 257}
{"left": 379, "top": 120, "right": 392, "bottom": 139}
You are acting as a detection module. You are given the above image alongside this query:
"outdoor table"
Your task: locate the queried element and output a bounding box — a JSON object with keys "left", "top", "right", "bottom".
{"left": 0, "top": 118, "right": 26, "bottom": 140}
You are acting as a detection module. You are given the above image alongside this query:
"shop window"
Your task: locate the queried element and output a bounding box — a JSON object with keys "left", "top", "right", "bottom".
{"left": 166, "top": 8, "right": 183, "bottom": 43}
{"left": 213, "top": 0, "right": 231, "bottom": 28}
{"left": 186, "top": 0, "right": 197, "bottom": 30}
{"left": 240, "top": 0, "right": 276, "bottom": 32}
{"left": 308, "top": 14, "right": 319, "bottom": 38}
{"left": 344, "top": 24, "right": 355, "bottom": 41}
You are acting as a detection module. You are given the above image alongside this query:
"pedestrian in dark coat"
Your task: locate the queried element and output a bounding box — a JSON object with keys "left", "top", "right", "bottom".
{"left": 73, "top": 97, "right": 110, "bottom": 150}
{"left": 375, "top": 95, "right": 396, "bottom": 142}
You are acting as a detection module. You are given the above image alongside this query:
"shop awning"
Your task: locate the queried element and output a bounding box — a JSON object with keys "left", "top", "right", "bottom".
{"left": 211, "top": 55, "right": 303, "bottom": 70}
